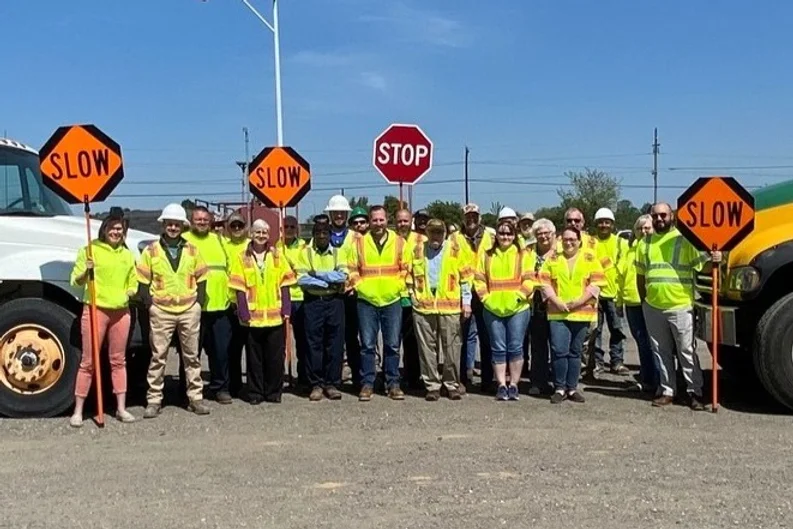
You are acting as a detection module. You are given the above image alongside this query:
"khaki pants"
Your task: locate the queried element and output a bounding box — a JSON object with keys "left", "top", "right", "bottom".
{"left": 413, "top": 312, "right": 462, "bottom": 392}
{"left": 147, "top": 303, "right": 203, "bottom": 405}
{"left": 642, "top": 304, "right": 703, "bottom": 398}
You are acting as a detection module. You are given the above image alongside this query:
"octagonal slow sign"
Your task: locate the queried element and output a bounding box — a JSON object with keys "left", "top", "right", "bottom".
{"left": 248, "top": 146, "right": 311, "bottom": 208}
{"left": 373, "top": 123, "right": 433, "bottom": 185}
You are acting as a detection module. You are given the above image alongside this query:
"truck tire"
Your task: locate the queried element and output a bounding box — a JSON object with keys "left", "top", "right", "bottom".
{"left": 0, "top": 298, "right": 80, "bottom": 418}
{"left": 754, "top": 292, "right": 793, "bottom": 411}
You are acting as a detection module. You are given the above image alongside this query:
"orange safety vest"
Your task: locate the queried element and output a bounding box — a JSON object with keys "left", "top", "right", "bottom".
{"left": 407, "top": 239, "right": 472, "bottom": 315}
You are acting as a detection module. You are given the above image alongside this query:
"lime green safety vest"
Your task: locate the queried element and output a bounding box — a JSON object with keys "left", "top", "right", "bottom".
{"left": 347, "top": 230, "right": 408, "bottom": 308}
{"left": 616, "top": 241, "right": 641, "bottom": 306}
{"left": 137, "top": 240, "right": 208, "bottom": 314}
{"left": 277, "top": 238, "right": 307, "bottom": 302}
{"left": 228, "top": 245, "right": 296, "bottom": 328}
{"left": 634, "top": 228, "right": 708, "bottom": 311}
{"left": 594, "top": 233, "right": 628, "bottom": 299}
{"left": 407, "top": 239, "right": 472, "bottom": 315}
{"left": 473, "top": 245, "right": 537, "bottom": 318}
{"left": 183, "top": 231, "right": 229, "bottom": 312}
{"left": 70, "top": 240, "right": 137, "bottom": 310}
{"left": 295, "top": 244, "right": 348, "bottom": 297}
{"left": 539, "top": 251, "right": 606, "bottom": 322}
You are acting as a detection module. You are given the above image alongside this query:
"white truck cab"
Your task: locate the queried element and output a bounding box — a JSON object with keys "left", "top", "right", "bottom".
{"left": 0, "top": 138, "right": 156, "bottom": 417}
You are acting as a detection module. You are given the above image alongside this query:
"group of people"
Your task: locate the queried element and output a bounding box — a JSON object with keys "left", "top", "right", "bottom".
{"left": 67, "top": 193, "right": 717, "bottom": 427}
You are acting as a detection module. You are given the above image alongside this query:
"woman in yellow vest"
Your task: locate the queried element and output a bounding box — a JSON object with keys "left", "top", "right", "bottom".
{"left": 229, "top": 219, "right": 296, "bottom": 405}
{"left": 68, "top": 212, "right": 137, "bottom": 427}
{"left": 617, "top": 214, "right": 658, "bottom": 393}
{"left": 540, "top": 227, "right": 606, "bottom": 403}
{"left": 473, "top": 220, "right": 537, "bottom": 401}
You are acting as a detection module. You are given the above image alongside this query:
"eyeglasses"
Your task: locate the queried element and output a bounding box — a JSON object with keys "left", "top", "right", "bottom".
{"left": 229, "top": 223, "right": 244, "bottom": 229}
{"left": 351, "top": 220, "right": 367, "bottom": 225}
{"left": 651, "top": 213, "right": 669, "bottom": 218}
{"left": 566, "top": 217, "right": 583, "bottom": 223}
{"left": 535, "top": 231, "right": 551, "bottom": 237}
{"left": 497, "top": 231, "right": 514, "bottom": 237}
{"left": 562, "top": 237, "right": 578, "bottom": 243}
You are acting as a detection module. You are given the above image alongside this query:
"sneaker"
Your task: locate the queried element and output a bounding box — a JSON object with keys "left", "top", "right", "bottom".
{"left": 496, "top": 385, "right": 509, "bottom": 401}
{"left": 359, "top": 386, "right": 374, "bottom": 402}
{"left": 216, "top": 392, "right": 233, "bottom": 405}
{"left": 567, "top": 391, "right": 586, "bottom": 403}
{"left": 324, "top": 387, "right": 342, "bottom": 400}
{"left": 550, "top": 391, "right": 566, "bottom": 404}
{"left": 425, "top": 390, "right": 441, "bottom": 401}
{"left": 611, "top": 363, "right": 630, "bottom": 376}
{"left": 689, "top": 394, "right": 705, "bottom": 411}
{"left": 388, "top": 386, "right": 405, "bottom": 401}
{"left": 69, "top": 414, "right": 83, "bottom": 428}
{"left": 507, "top": 384, "right": 520, "bottom": 401}
{"left": 309, "top": 387, "right": 324, "bottom": 401}
{"left": 143, "top": 404, "right": 161, "bottom": 419}
{"left": 652, "top": 395, "right": 674, "bottom": 407}
{"left": 115, "top": 409, "right": 136, "bottom": 423}
{"left": 188, "top": 400, "right": 211, "bottom": 415}
{"left": 594, "top": 364, "right": 605, "bottom": 374}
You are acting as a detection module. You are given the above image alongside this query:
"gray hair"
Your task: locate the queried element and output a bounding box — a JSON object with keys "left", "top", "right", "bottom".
{"left": 251, "top": 219, "right": 270, "bottom": 233}
{"left": 633, "top": 214, "right": 652, "bottom": 232}
{"left": 532, "top": 218, "right": 556, "bottom": 235}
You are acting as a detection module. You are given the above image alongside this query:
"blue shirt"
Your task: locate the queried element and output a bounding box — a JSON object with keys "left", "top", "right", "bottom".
{"left": 425, "top": 241, "right": 472, "bottom": 306}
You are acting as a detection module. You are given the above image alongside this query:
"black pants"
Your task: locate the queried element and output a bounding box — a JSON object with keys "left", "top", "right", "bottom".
{"left": 228, "top": 309, "right": 248, "bottom": 397}
{"left": 200, "top": 310, "right": 232, "bottom": 394}
{"left": 304, "top": 294, "right": 345, "bottom": 388}
{"left": 246, "top": 325, "right": 285, "bottom": 402}
{"left": 344, "top": 293, "right": 361, "bottom": 387}
{"left": 400, "top": 306, "right": 421, "bottom": 387}
{"left": 291, "top": 301, "right": 309, "bottom": 387}
{"left": 472, "top": 293, "right": 492, "bottom": 391}
{"left": 529, "top": 310, "right": 550, "bottom": 390}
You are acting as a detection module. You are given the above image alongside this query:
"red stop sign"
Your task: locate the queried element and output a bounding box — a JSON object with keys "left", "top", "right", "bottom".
{"left": 373, "top": 123, "right": 434, "bottom": 184}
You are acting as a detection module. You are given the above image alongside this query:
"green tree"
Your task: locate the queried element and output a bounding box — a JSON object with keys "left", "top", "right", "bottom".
{"left": 181, "top": 199, "right": 196, "bottom": 211}
{"left": 557, "top": 168, "right": 621, "bottom": 231}
{"left": 614, "top": 199, "right": 642, "bottom": 230}
{"left": 533, "top": 206, "right": 565, "bottom": 230}
{"left": 481, "top": 213, "right": 497, "bottom": 228}
{"left": 383, "top": 195, "right": 403, "bottom": 223}
{"left": 349, "top": 196, "right": 369, "bottom": 210}
{"left": 425, "top": 200, "right": 463, "bottom": 228}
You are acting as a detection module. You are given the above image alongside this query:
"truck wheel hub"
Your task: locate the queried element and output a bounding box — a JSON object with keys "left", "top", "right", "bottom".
{"left": 0, "top": 325, "right": 66, "bottom": 394}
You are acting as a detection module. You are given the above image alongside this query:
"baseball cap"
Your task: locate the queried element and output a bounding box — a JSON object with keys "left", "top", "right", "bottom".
{"left": 426, "top": 219, "right": 445, "bottom": 234}
{"left": 414, "top": 209, "right": 430, "bottom": 218}
{"left": 462, "top": 203, "right": 480, "bottom": 215}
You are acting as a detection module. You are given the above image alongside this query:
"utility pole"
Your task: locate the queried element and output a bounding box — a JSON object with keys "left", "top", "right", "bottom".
{"left": 235, "top": 126, "right": 251, "bottom": 207}
{"left": 464, "top": 145, "right": 470, "bottom": 204}
{"left": 652, "top": 128, "right": 660, "bottom": 203}
{"left": 408, "top": 185, "right": 413, "bottom": 211}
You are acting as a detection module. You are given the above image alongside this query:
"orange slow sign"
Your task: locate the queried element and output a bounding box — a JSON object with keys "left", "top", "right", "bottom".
{"left": 676, "top": 176, "right": 755, "bottom": 252}
{"left": 39, "top": 124, "right": 124, "bottom": 204}
{"left": 248, "top": 146, "right": 311, "bottom": 208}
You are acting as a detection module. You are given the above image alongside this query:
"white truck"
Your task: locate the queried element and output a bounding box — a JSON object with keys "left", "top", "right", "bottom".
{"left": 0, "top": 137, "right": 157, "bottom": 417}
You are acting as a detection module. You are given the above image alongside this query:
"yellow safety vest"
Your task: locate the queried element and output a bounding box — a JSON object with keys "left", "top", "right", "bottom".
{"left": 473, "top": 245, "right": 537, "bottom": 317}
{"left": 295, "top": 244, "right": 348, "bottom": 296}
{"left": 347, "top": 230, "right": 408, "bottom": 308}
{"left": 452, "top": 227, "right": 495, "bottom": 271}
{"left": 634, "top": 228, "right": 708, "bottom": 311}
{"left": 406, "top": 239, "right": 472, "bottom": 315}
{"left": 228, "top": 245, "right": 296, "bottom": 328}
{"left": 616, "top": 241, "right": 641, "bottom": 306}
{"left": 70, "top": 240, "right": 137, "bottom": 310}
{"left": 182, "top": 231, "right": 229, "bottom": 312}
{"left": 539, "top": 251, "right": 606, "bottom": 322}
{"left": 222, "top": 236, "right": 249, "bottom": 304}
{"left": 593, "top": 233, "right": 627, "bottom": 299}
{"left": 277, "top": 238, "right": 307, "bottom": 302}
{"left": 137, "top": 240, "right": 208, "bottom": 314}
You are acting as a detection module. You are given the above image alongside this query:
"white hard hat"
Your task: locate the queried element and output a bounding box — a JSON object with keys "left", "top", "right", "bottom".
{"left": 498, "top": 207, "right": 517, "bottom": 220}
{"left": 594, "top": 207, "right": 615, "bottom": 222}
{"left": 325, "top": 195, "right": 351, "bottom": 212}
{"left": 158, "top": 203, "right": 189, "bottom": 224}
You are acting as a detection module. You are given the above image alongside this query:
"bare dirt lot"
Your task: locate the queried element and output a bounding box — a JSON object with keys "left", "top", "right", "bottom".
{"left": 2, "top": 341, "right": 792, "bottom": 529}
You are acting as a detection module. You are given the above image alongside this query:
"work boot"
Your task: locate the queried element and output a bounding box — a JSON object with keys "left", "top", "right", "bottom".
{"left": 568, "top": 391, "right": 586, "bottom": 403}
{"left": 550, "top": 391, "right": 565, "bottom": 404}
{"left": 324, "top": 387, "right": 342, "bottom": 400}
{"left": 388, "top": 386, "right": 405, "bottom": 401}
{"left": 447, "top": 387, "right": 462, "bottom": 401}
{"left": 652, "top": 395, "right": 674, "bottom": 407}
{"left": 216, "top": 392, "right": 233, "bottom": 405}
{"left": 143, "top": 404, "right": 161, "bottom": 419}
{"left": 309, "top": 387, "right": 324, "bottom": 401}
{"left": 611, "top": 363, "right": 630, "bottom": 376}
{"left": 425, "top": 390, "right": 441, "bottom": 401}
{"left": 359, "top": 386, "right": 374, "bottom": 402}
{"left": 188, "top": 400, "right": 211, "bottom": 415}
{"left": 688, "top": 394, "right": 705, "bottom": 411}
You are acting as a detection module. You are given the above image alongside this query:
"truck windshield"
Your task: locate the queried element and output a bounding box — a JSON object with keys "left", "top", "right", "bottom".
{"left": 0, "top": 146, "right": 72, "bottom": 216}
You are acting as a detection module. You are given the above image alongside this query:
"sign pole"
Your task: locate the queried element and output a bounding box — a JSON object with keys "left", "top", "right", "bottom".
{"left": 711, "top": 253, "right": 719, "bottom": 413}
{"left": 399, "top": 182, "right": 404, "bottom": 209}
{"left": 83, "top": 197, "right": 105, "bottom": 427}
{"left": 279, "top": 202, "right": 293, "bottom": 388}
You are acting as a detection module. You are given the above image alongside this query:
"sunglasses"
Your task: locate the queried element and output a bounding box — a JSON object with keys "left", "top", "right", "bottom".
{"left": 497, "top": 231, "right": 514, "bottom": 236}
{"left": 351, "top": 220, "right": 367, "bottom": 225}
{"left": 230, "top": 223, "right": 245, "bottom": 229}
{"left": 566, "top": 217, "right": 583, "bottom": 223}
{"left": 651, "top": 213, "right": 669, "bottom": 218}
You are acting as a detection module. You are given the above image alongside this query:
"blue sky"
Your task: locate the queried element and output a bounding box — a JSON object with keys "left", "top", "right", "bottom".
{"left": 2, "top": 0, "right": 793, "bottom": 219}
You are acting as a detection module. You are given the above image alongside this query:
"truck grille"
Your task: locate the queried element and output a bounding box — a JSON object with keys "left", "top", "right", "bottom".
{"left": 694, "top": 258, "right": 728, "bottom": 302}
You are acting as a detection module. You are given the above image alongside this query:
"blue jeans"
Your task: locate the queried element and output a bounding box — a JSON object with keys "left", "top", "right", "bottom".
{"left": 625, "top": 304, "right": 659, "bottom": 389}
{"left": 549, "top": 320, "right": 589, "bottom": 391}
{"left": 594, "top": 297, "right": 626, "bottom": 366}
{"left": 357, "top": 299, "right": 402, "bottom": 388}
{"left": 460, "top": 316, "right": 478, "bottom": 380}
{"left": 483, "top": 309, "right": 531, "bottom": 365}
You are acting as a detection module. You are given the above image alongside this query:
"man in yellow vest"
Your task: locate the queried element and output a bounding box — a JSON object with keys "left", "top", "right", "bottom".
{"left": 636, "top": 202, "right": 718, "bottom": 411}
{"left": 182, "top": 206, "right": 233, "bottom": 404}
{"left": 347, "top": 205, "right": 409, "bottom": 401}
{"left": 456, "top": 203, "right": 496, "bottom": 392}
{"left": 137, "top": 204, "right": 210, "bottom": 418}
{"left": 407, "top": 219, "right": 472, "bottom": 400}
{"left": 586, "top": 207, "right": 629, "bottom": 376}
{"left": 295, "top": 220, "right": 349, "bottom": 400}
{"left": 395, "top": 208, "right": 424, "bottom": 389}
{"left": 277, "top": 215, "right": 309, "bottom": 390}
{"left": 222, "top": 212, "right": 249, "bottom": 398}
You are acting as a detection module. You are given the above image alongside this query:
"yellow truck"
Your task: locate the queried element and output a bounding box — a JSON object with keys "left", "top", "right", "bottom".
{"left": 695, "top": 179, "right": 793, "bottom": 410}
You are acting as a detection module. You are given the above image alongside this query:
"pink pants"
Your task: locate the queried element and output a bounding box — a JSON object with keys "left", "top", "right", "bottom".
{"left": 75, "top": 306, "right": 131, "bottom": 398}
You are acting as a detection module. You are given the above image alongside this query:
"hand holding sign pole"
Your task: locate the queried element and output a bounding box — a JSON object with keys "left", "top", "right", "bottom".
{"left": 677, "top": 176, "right": 755, "bottom": 413}
{"left": 248, "top": 145, "right": 311, "bottom": 388}
{"left": 39, "top": 125, "right": 125, "bottom": 428}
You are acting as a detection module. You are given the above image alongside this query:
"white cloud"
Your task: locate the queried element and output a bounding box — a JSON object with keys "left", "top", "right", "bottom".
{"left": 359, "top": 2, "right": 471, "bottom": 48}
{"left": 359, "top": 72, "right": 388, "bottom": 92}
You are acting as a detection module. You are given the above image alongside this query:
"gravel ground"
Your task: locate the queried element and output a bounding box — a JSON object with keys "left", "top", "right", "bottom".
{"left": 1, "top": 340, "right": 792, "bottom": 529}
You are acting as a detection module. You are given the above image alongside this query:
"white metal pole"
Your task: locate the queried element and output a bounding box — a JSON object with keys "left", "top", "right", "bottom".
{"left": 272, "top": 0, "right": 284, "bottom": 147}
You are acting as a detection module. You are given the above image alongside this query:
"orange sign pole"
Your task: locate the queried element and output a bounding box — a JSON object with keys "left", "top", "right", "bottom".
{"left": 711, "top": 254, "right": 719, "bottom": 413}
{"left": 280, "top": 202, "right": 294, "bottom": 388}
{"left": 83, "top": 197, "right": 105, "bottom": 427}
